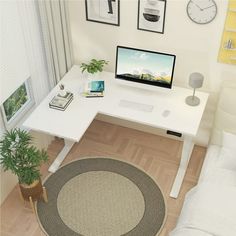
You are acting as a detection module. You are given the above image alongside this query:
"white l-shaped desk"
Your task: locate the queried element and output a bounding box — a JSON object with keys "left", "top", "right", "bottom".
{"left": 23, "top": 65, "right": 208, "bottom": 198}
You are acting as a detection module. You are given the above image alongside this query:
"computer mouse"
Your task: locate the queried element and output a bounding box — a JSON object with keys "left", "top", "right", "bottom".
{"left": 162, "top": 110, "right": 170, "bottom": 117}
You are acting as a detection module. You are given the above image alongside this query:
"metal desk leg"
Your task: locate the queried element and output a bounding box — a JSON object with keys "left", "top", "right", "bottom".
{"left": 48, "top": 139, "right": 75, "bottom": 173}
{"left": 170, "top": 137, "right": 194, "bottom": 198}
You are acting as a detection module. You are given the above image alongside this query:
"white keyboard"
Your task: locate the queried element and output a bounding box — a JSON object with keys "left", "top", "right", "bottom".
{"left": 119, "top": 99, "right": 153, "bottom": 112}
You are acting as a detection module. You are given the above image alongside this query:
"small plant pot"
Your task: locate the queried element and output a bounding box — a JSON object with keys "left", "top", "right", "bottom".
{"left": 85, "top": 72, "right": 101, "bottom": 81}
{"left": 90, "top": 73, "right": 100, "bottom": 80}
{"left": 19, "top": 179, "right": 43, "bottom": 201}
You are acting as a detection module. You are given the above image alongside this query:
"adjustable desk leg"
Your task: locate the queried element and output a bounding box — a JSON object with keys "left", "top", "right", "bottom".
{"left": 169, "top": 137, "right": 194, "bottom": 198}
{"left": 48, "top": 139, "right": 75, "bottom": 173}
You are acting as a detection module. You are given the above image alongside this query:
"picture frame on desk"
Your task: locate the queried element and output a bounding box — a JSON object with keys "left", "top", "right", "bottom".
{"left": 85, "top": 0, "right": 120, "bottom": 26}
{"left": 137, "top": 0, "right": 166, "bottom": 34}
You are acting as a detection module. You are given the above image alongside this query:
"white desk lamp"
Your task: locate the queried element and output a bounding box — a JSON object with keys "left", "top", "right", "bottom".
{"left": 185, "top": 72, "right": 204, "bottom": 106}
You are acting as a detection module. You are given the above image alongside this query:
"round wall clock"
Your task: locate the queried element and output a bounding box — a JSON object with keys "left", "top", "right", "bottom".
{"left": 187, "top": 0, "right": 217, "bottom": 24}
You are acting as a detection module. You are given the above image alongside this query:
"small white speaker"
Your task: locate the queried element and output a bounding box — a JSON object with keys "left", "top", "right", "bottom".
{"left": 185, "top": 72, "right": 204, "bottom": 106}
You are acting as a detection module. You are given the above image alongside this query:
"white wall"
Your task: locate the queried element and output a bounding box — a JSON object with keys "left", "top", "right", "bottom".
{"left": 68, "top": 0, "right": 236, "bottom": 144}
{"left": 68, "top": 0, "right": 236, "bottom": 89}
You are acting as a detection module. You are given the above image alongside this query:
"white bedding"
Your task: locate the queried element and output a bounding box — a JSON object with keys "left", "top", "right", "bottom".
{"left": 170, "top": 183, "right": 236, "bottom": 236}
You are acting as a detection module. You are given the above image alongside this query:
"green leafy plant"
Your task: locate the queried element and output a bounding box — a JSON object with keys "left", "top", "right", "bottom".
{"left": 0, "top": 128, "right": 48, "bottom": 185}
{"left": 80, "top": 59, "right": 108, "bottom": 74}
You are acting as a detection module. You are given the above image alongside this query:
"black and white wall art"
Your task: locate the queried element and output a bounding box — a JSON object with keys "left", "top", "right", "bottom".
{"left": 138, "top": 0, "right": 166, "bottom": 34}
{"left": 85, "top": 0, "right": 120, "bottom": 26}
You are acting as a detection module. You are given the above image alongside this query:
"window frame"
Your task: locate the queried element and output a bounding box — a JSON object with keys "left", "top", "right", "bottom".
{"left": 1, "top": 77, "right": 35, "bottom": 130}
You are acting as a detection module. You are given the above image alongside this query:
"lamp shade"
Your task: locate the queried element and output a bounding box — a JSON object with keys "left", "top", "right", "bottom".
{"left": 189, "top": 72, "right": 204, "bottom": 89}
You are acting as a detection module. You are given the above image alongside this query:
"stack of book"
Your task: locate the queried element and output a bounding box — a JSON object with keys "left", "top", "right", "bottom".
{"left": 49, "top": 92, "right": 73, "bottom": 111}
{"left": 83, "top": 80, "right": 104, "bottom": 98}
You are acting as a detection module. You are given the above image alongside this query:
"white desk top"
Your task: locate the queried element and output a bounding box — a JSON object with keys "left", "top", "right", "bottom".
{"left": 23, "top": 65, "right": 208, "bottom": 142}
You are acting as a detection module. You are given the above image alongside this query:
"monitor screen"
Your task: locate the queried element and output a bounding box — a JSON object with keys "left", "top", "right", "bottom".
{"left": 115, "top": 46, "right": 176, "bottom": 89}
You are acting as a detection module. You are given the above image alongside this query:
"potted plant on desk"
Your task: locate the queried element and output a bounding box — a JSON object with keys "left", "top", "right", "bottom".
{"left": 0, "top": 128, "right": 48, "bottom": 211}
{"left": 80, "top": 59, "right": 108, "bottom": 80}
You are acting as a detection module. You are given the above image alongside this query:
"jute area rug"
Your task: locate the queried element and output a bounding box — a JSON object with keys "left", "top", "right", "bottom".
{"left": 37, "top": 157, "right": 166, "bottom": 236}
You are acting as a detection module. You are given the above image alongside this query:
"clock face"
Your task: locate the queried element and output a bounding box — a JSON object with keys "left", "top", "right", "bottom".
{"left": 187, "top": 0, "right": 217, "bottom": 24}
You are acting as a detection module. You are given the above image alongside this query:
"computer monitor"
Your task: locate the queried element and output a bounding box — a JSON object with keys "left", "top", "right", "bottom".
{"left": 115, "top": 46, "right": 176, "bottom": 89}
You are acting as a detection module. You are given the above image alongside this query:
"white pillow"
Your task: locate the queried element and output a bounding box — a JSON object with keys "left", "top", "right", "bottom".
{"left": 217, "top": 131, "right": 236, "bottom": 171}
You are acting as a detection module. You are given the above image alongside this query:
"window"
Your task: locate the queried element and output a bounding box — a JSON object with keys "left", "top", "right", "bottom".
{"left": 1, "top": 78, "right": 34, "bottom": 129}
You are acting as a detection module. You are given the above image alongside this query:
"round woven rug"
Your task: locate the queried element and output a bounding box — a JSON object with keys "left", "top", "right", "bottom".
{"left": 37, "top": 158, "right": 166, "bottom": 236}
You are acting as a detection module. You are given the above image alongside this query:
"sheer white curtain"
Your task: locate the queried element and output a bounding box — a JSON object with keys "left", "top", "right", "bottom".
{"left": 0, "top": 1, "right": 31, "bottom": 105}
{"left": 37, "top": 0, "right": 73, "bottom": 87}
{"left": 18, "top": 0, "right": 51, "bottom": 105}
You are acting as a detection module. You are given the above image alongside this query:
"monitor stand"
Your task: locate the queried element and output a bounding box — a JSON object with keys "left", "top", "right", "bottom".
{"left": 115, "top": 78, "right": 171, "bottom": 96}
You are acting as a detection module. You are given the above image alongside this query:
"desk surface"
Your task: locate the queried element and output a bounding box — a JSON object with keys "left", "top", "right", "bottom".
{"left": 23, "top": 65, "right": 208, "bottom": 142}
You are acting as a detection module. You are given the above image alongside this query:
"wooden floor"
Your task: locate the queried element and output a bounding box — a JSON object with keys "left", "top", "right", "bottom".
{"left": 0, "top": 120, "right": 206, "bottom": 236}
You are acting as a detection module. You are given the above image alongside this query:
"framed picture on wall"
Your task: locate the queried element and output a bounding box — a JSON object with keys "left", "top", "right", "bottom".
{"left": 137, "top": 0, "right": 166, "bottom": 34}
{"left": 85, "top": 0, "right": 120, "bottom": 26}
{"left": 1, "top": 78, "right": 35, "bottom": 130}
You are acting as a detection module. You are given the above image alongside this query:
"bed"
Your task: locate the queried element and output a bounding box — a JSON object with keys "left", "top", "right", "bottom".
{"left": 170, "top": 81, "right": 236, "bottom": 236}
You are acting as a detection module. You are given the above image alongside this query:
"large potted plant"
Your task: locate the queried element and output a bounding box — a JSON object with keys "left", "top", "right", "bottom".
{"left": 80, "top": 59, "right": 108, "bottom": 79}
{"left": 0, "top": 128, "right": 48, "bottom": 203}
